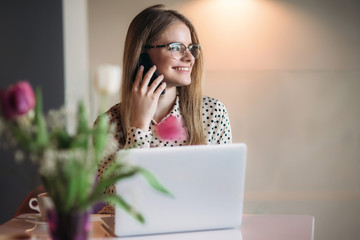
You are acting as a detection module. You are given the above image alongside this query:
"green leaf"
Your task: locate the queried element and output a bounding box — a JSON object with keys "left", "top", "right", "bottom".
{"left": 77, "top": 164, "right": 91, "bottom": 206}
{"left": 138, "top": 167, "right": 174, "bottom": 197}
{"left": 90, "top": 167, "right": 139, "bottom": 200}
{"left": 8, "top": 122, "right": 32, "bottom": 152}
{"left": 101, "top": 159, "right": 126, "bottom": 180}
{"left": 34, "top": 88, "right": 49, "bottom": 151}
{"left": 50, "top": 129, "right": 71, "bottom": 148}
{"left": 63, "top": 159, "right": 78, "bottom": 211}
{"left": 102, "top": 195, "right": 145, "bottom": 223}
{"left": 69, "top": 133, "right": 88, "bottom": 149}
{"left": 77, "top": 101, "right": 88, "bottom": 134}
{"left": 92, "top": 114, "right": 108, "bottom": 159}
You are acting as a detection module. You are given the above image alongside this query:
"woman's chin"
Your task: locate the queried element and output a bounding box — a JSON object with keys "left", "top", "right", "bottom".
{"left": 165, "top": 78, "right": 191, "bottom": 88}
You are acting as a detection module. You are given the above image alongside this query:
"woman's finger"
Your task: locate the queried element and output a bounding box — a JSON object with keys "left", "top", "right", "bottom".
{"left": 133, "top": 65, "right": 144, "bottom": 89}
{"left": 140, "top": 65, "right": 157, "bottom": 88}
{"left": 147, "top": 74, "right": 164, "bottom": 93}
{"left": 154, "top": 81, "right": 167, "bottom": 97}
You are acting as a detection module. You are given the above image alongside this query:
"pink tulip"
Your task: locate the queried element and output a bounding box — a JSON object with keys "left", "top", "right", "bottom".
{"left": 0, "top": 81, "right": 36, "bottom": 120}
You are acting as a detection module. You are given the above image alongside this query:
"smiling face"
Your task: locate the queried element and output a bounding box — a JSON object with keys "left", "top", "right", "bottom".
{"left": 146, "top": 21, "right": 195, "bottom": 88}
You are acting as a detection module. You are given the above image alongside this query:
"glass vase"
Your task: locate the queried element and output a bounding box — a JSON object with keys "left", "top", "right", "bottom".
{"left": 47, "top": 209, "right": 91, "bottom": 240}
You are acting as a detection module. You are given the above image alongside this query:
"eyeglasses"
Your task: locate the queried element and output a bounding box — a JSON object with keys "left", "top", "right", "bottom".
{"left": 143, "top": 42, "right": 201, "bottom": 60}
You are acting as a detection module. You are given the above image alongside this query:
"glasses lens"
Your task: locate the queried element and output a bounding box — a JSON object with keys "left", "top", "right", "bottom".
{"left": 189, "top": 44, "right": 200, "bottom": 59}
{"left": 168, "top": 43, "right": 184, "bottom": 59}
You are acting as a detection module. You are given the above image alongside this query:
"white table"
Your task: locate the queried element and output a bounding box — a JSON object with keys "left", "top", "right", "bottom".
{"left": 0, "top": 214, "right": 314, "bottom": 240}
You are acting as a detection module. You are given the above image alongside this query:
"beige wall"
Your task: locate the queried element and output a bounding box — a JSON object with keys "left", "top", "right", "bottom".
{"left": 88, "top": 1, "right": 360, "bottom": 239}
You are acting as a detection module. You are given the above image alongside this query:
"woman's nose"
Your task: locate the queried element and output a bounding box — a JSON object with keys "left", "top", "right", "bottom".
{"left": 181, "top": 49, "right": 195, "bottom": 62}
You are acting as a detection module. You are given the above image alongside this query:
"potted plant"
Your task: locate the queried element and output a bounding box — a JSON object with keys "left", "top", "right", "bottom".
{"left": 0, "top": 80, "right": 170, "bottom": 240}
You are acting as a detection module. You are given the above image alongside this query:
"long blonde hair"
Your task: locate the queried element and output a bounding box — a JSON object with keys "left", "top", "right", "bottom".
{"left": 120, "top": 4, "right": 206, "bottom": 145}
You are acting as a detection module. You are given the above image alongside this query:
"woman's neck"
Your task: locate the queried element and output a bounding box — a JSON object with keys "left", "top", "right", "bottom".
{"left": 153, "top": 87, "right": 177, "bottom": 123}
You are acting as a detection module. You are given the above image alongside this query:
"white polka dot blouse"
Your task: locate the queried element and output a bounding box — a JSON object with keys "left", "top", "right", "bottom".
{"left": 95, "top": 95, "right": 232, "bottom": 214}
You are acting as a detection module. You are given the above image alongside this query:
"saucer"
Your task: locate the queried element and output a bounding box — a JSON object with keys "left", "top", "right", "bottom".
{"left": 25, "top": 214, "right": 47, "bottom": 225}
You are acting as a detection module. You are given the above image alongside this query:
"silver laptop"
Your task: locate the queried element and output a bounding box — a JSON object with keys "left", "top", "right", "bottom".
{"left": 101, "top": 143, "right": 247, "bottom": 237}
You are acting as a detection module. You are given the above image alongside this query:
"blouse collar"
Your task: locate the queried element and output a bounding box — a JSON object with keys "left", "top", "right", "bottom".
{"left": 151, "top": 95, "right": 180, "bottom": 125}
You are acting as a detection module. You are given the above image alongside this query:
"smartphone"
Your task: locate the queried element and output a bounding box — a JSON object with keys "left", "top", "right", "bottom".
{"left": 132, "top": 53, "right": 165, "bottom": 94}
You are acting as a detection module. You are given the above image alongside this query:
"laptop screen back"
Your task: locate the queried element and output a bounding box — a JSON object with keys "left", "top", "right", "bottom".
{"left": 111, "top": 143, "right": 247, "bottom": 237}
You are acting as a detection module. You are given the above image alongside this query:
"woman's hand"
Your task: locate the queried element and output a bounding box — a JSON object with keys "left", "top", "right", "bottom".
{"left": 130, "top": 65, "right": 167, "bottom": 131}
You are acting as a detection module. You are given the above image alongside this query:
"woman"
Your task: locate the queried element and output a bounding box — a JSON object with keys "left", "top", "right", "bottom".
{"left": 97, "top": 4, "right": 232, "bottom": 214}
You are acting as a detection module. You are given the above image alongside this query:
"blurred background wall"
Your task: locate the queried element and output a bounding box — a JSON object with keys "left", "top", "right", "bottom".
{"left": 88, "top": 0, "right": 360, "bottom": 240}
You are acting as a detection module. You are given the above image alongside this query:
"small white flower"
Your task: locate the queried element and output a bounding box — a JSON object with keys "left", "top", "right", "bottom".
{"left": 93, "top": 65, "right": 122, "bottom": 96}
{"left": 46, "top": 107, "right": 67, "bottom": 130}
{"left": 40, "top": 149, "right": 57, "bottom": 176}
{"left": 102, "top": 122, "right": 120, "bottom": 157}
